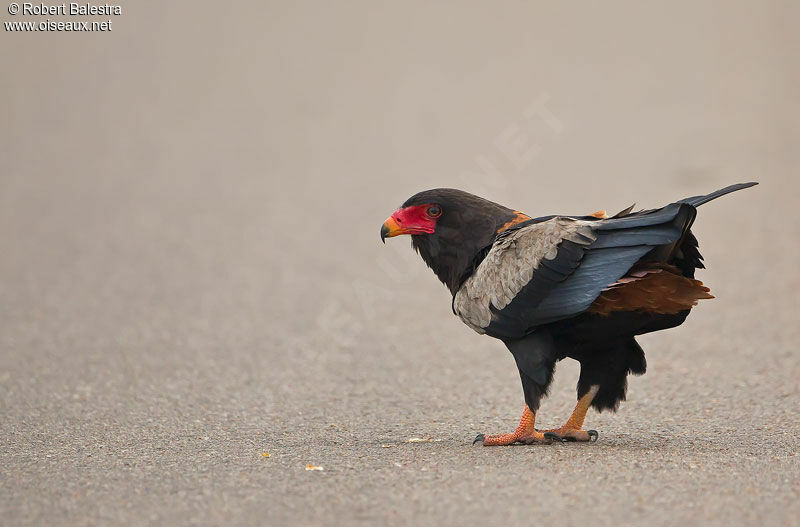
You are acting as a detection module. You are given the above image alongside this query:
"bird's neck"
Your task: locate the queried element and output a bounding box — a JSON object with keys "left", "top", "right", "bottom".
{"left": 412, "top": 209, "right": 528, "bottom": 295}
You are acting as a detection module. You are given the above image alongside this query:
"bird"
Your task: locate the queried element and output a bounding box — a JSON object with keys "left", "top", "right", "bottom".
{"left": 380, "top": 182, "right": 757, "bottom": 446}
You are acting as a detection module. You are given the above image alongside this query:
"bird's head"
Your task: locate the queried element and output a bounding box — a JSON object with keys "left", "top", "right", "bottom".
{"left": 381, "top": 188, "right": 523, "bottom": 293}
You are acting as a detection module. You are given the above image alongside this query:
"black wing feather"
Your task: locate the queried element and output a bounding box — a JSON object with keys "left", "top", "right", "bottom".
{"left": 472, "top": 183, "right": 757, "bottom": 339}
{"left": 678, "top": 182, "right": 757, "bottom": 207}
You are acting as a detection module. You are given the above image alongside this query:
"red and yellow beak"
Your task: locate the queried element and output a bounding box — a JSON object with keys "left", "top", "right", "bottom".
{"left": 381, "top": 205, "right": 439, "bottom": 243}
{"left": 380, "top": 216, "right": 404, "bottom": 243}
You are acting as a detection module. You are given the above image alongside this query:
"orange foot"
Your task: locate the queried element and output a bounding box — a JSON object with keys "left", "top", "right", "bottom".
{"left": 542, "top": 426, "right": 598, "bottom": 442}
{"left": 474, "top": 406, "right": 558, "bottom": 446}
{"left": 542, "top": 385, "right": 600, "bottom": 443}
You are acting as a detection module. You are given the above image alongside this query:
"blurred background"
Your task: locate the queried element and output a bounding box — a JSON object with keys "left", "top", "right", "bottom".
{"left": 2, "top": 1, "right": 798, "bottom": 525}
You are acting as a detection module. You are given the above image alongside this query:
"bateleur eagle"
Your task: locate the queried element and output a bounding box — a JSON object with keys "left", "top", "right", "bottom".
{"left": 380, "top": 183, "right": 757, "bottom": 446}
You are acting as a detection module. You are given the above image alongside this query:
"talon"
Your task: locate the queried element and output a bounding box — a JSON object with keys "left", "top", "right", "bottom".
{"left": 473, "top": 433, "right": 486, "bottom": 445}
{"left": 588, "top": 430, "right": 599, "bottom": 442}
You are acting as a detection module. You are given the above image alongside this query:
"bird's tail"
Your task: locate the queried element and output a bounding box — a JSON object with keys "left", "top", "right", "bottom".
{"left": 678, "top": 182, "right": 758, "bottom": 208}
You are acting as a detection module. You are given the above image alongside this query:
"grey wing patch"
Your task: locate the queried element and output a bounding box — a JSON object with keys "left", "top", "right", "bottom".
{"left": 453, "top": 217, "right": 596, "bottom": 333}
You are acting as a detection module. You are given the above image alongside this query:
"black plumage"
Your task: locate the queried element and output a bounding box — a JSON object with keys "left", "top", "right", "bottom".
{"left": 402, "top": 189, "right": 519, "bottom": 294}
{"left": 381, "top": 183, "right": 757, "bottom": 443}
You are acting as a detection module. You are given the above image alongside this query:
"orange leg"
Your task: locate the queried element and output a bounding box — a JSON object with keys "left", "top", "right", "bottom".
{"left": 543, "top": 385, "right": 600, "bottom": 442}
{"left": 474, "top": 406, "right": 555, "bottom": 446}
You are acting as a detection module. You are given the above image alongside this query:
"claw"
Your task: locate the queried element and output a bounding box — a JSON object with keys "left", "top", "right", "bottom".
{"left": 473, "top": 433, "right": 486, "bottom": 445}
{"left": 588, "top": 430, "right": 599, "bottom": 442}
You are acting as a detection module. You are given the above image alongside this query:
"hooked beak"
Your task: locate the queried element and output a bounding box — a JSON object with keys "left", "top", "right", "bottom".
{"left": 380, "top": 216, "right": 403, "bottom": 243}
{"left": 381, "top": 205, "right": 436, "bottom": 243}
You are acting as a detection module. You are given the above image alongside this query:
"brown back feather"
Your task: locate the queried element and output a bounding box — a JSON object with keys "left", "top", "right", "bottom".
{"left": 588, "top": 263, "right": 713, "bottom": 316}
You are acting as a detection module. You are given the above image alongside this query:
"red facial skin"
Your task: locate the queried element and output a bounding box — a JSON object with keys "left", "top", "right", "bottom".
{"left": 386, "top": 204, "right": 440, "bottom": 236}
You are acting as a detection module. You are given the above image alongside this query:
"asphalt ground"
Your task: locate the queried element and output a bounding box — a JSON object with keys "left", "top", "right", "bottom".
{"left": 2, "top": 2, "right": 799, "bottom": 525}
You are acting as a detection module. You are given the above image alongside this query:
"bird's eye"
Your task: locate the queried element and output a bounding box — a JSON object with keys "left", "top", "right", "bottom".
{"left": 427, "top": 205, "right": 442, "bottom": 218}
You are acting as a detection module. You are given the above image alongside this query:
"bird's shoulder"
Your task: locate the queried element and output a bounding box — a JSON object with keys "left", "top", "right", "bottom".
{"left": 453, "top": 216, "right": 597, "bottom": 333}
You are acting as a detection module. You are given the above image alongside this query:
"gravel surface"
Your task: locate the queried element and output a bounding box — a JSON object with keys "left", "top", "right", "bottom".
{"left": 2, "top": 2, "right": 799, "bottom": 526}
